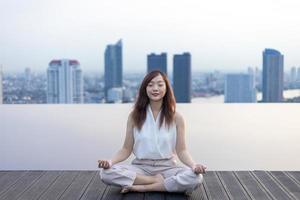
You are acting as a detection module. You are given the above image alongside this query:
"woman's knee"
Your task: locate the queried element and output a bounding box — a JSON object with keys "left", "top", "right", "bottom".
{"left": 164, "top": 169, "right": 203, "bottom": 192}
{"left": 185, "top": 169, "right": 204, "bottom": 185}
{"left": 99, "top": 168, "right": 115, "bottom": 185}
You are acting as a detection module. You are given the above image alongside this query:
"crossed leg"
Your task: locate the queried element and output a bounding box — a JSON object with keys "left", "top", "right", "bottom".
{"left": 127, "top": 173, "right": 166, "bottom": 192}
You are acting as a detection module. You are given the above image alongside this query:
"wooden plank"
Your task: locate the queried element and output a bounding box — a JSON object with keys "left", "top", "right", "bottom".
{"left": 0, "top": 171, "right": 28, "bottom": 195}
{"left": 268, "top": 171, "right": 300, "bottom": 199}
{"left": 57, "top": 171, "right": 95, "bottom": 200}
{"left": 165, "top": 192, "right": 187, "bottom": 200}
{"left": 286, "top": 172, "right": 300, "bottom": 185}
{"left": 251, "top": 171, "right": 293, "bottom": 200}
{"left": 234, "top": 171, "right": 272, "bottom": 200}
{"left": 201, "top": 171, "right": 230, "bottom": 200}
{"left": 201, "top": 181, "right": 209, "bottom": 200}
{"left": 217, "top": 171, "right": 251, "bottom": 200}
{"left": 144, "top": 192, "right": 164, "bottom": 200}
{"left": 0, "top": 171, "right": 45, "bottom": 200}
{"left": 0, "top": 171, "right": 8, "bottom": 178}
{"left": 221, "top": 171, "right": 251, "bottom": 199}
{"left": 123, "top": 192, "right": 144, "bottom": 200}
{"left": 101, "top": 186, "right": 123, "bottom": 200}
{"left": 1, "top": 170, "right": 298, "bottom": 200}
{"left": 16, "top": 171, "right": 62, "bottom": 200}
{"left": 80, "top": 172, "right": 108, "bottom": 200}
{"left": 38, "top": 171, "right": 79, "bottom": 200}
{"left": 189, "top": 184, "right": 207, "bottom": 200}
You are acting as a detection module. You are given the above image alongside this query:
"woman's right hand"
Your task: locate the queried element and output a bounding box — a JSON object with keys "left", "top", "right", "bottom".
{"left": 98, "top": 160, "right": 112, "bottom": 169}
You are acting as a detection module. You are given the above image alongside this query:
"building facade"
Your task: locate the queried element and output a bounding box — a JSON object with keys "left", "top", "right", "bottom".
{"left": 262, "top": 49, "right": 284, "bottom": 102}
{"left": 104, "top": 39, "right": 123, "bottom": 102}
{"left": 225, "top": 74, "right": 256, "bottom": 103}
{"left": 47, "top": 59, "right": 83, "bottom": 104}
{"left": 173, "top": 53, "right": 191, "bottom": 103}
{"left": 147, "top": 53, "right": 167, "bottom": 75}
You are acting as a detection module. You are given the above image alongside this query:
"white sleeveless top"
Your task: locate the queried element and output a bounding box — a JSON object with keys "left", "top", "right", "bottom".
{"left": 133, "top": 105, "right": 177, "bottom": 159}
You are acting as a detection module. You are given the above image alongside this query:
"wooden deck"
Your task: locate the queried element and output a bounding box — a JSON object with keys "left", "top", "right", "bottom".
{"left": 0, "top": 171, "right": 299, "bottom": 200}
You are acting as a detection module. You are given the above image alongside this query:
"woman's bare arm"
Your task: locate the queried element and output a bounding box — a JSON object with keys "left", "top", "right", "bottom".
{"left": 98, "top": 113, "right": 134, "bottom": 168}
{"left": 175, "top": 112, "right": 206, "bottom": 174}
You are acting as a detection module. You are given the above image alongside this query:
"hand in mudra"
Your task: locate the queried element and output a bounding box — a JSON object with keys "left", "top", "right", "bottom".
{"left": 98, "top": 160, "right": 112, "bottom": 169}
{"left": 192, "top": 164, "right": 207, "bottom": 174}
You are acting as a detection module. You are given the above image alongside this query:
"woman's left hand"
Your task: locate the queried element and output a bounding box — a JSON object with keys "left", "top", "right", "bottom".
{"left": 192, "top": 164, "right": 207, "bottom": 174}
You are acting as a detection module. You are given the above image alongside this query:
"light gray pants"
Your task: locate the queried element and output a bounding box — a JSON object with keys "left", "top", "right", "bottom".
{"left": 100, "top": 158, "right": 203, "bottom": 193}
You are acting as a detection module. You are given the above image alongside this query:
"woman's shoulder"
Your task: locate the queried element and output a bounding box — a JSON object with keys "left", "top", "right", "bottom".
{"left": 174, "top": 111, "right": 185, "bottom": 126}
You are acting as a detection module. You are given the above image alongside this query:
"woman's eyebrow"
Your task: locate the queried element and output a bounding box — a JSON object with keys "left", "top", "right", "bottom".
{"left": 149, "top": 80, "right": 164, "bottom": 83}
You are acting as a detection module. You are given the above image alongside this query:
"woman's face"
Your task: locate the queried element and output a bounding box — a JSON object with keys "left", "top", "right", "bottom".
{"left": 146, "top": 74, "right": 167, "bottom": 102}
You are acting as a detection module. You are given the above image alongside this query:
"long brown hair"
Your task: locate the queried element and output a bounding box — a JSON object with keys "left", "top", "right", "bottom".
{"left": 132, "top": 70, "right": 176, "bottom": 131}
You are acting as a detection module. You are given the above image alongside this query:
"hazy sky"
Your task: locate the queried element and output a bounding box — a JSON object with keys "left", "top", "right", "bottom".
{"left": 1, "top": 0, "right": 300, "bottom": 73}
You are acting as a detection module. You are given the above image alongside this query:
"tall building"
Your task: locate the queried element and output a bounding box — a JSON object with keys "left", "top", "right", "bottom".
{"left": 225, "top": 74, "right": 256, "bottom": 103}
{"left": 290, "top": 67, "right": 297, "bottom": 82}
{"left": 0, "top": 67, "right": 3, "bottom": 104}
{"left": 262, "top": 49, "right": 284, "bottom": 102}
{"left": 147, "top": 53, "right": 167, "bottom": 75}
{"left": 47, "top": 59, "right": 83, "bottom": 104}
{"left": 104, "top": 39, "right": 123, "bottom": 102}
{"left": 173, "top": 53, "right": 191, "bottom": 103}
{"left": 247, "top": 66, "right": 256, "bottom": 86}
{"left": 255, "top": 67, "right": 262, "bottom": 89}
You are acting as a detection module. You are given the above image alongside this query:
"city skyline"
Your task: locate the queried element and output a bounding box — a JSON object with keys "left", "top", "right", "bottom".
{"left": 1, "top": 0, "right": 300, "bottom": 72}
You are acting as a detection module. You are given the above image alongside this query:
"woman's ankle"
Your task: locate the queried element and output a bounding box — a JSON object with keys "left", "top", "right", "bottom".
{"left": 134, "top": 174, "right": 159, "bottom": 185}
{"left": 131, "top": 182, "right": 166, "bottom": 192}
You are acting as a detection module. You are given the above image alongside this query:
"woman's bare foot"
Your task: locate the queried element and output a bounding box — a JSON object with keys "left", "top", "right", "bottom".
{"left": 130, "top": 174, "right": 166, "bottom": 192}
{"left": 120, "top": 187, "right": 130, "bottom": 194}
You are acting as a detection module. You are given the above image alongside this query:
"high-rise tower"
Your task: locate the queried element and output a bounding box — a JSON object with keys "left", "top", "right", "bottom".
{"left": 104, "top": 39, "right": 123, "bottom": 102}
{"left": 262, "top": 49, "right": 284, "bottom": 102}
{"left": 147, "top": 53, "right": 167, "bottom": 75}
{"left": 47, "top": 59, "right": 83, "bottom": 104}
{"left": 173, "top": 53, "right": 191, "bottom": 103}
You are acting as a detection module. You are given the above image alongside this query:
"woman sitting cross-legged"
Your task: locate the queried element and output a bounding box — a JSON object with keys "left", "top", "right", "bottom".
{"left": 98, "top": 70, "right": 207, "bottom": 194}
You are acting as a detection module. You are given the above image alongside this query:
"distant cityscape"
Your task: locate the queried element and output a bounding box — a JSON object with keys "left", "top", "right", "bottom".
{"left": 1, "top": 40, "right": 300, "bottom": 104}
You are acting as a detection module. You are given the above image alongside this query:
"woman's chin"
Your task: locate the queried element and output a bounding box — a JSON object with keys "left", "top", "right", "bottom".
{"left": 150, "top": 97, "right": 163, "bottom": 102}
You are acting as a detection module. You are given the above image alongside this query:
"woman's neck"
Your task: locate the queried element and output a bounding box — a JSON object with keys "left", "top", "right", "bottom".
{"left": 149, "top": 100, "right": 163, "bottom": 112}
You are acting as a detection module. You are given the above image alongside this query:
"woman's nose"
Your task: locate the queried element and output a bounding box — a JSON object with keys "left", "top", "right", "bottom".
{"left": 153, "top": 85, "right": 159, "bottom": 90}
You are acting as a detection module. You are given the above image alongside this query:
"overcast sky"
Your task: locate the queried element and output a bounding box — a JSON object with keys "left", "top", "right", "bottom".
{"left": 1, "top": 0, "right": 300, "bottom": 73}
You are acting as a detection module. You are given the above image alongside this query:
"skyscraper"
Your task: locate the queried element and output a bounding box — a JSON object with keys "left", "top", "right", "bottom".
{"left": 0, "top": 67, "right": 3, "bottom": 104}
{"left": 262, "top": 49, "right": 284, "bottom": 102}
{"left": 47, "top": 59, "right": 83, "bottom": 104}
{"left": 147, "top": 53, "right": 167, "bottom": 75}
{"left": 104, "top": 39, "right": 123, "bottom": 102}
{"left": 225, "top": 74, "right": 256, "bottom": 103}
{"left": 173, "top": 53, "right": 191, "bottom": 103}
{"left": 290, "top": 67, "right": 297, "bottom": 82}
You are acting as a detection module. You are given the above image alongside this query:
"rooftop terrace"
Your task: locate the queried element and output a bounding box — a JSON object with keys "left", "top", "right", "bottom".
{"left": 0, "top": 104, "right": 299, "bottom": 199}
{"left": 0, "top": 170, "right": 299, "bottom": 200}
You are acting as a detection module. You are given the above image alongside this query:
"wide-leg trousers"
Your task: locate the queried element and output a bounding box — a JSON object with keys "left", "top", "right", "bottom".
{"left": 99, "top": 158, "right": 203, "bottom": 193}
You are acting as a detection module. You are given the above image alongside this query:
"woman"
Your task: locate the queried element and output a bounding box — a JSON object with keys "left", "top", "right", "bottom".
{"left": 98, "top": 70, "right": 206, "bottom": 194}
